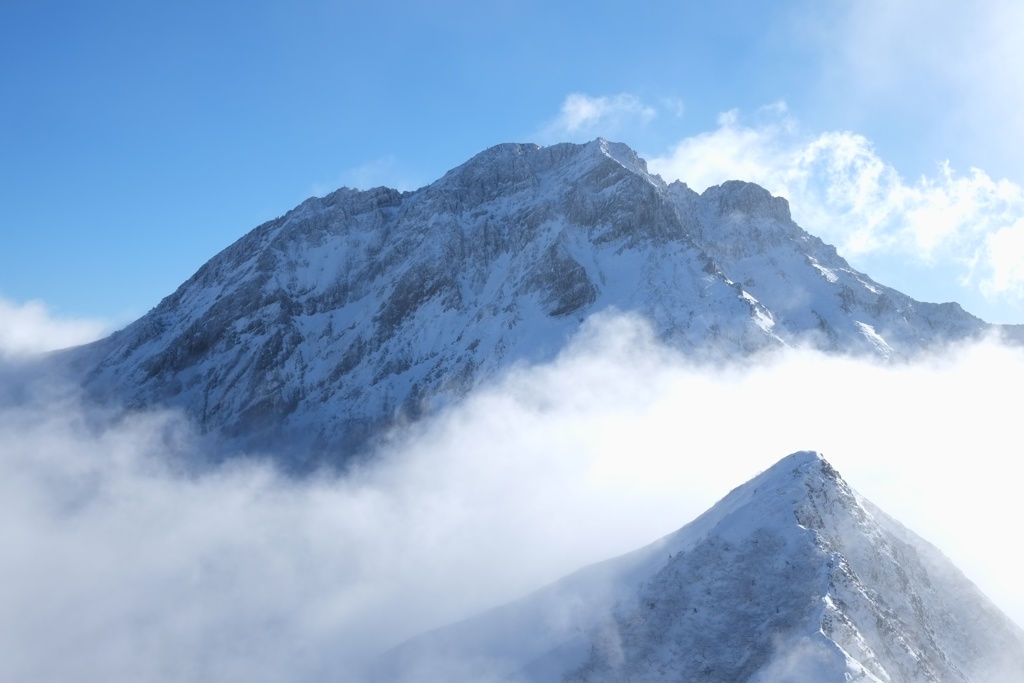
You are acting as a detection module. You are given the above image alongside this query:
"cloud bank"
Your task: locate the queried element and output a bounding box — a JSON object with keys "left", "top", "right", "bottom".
{"left": 2, "top": 313, "right": 1023, "bottom": 681}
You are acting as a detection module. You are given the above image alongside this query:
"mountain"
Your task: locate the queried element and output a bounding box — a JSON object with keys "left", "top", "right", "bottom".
{"left": 374, "top": 451, "right": 1024, "bottom": 683}
{"left": 61, "top": 140, "right": 998, "bottom": 465}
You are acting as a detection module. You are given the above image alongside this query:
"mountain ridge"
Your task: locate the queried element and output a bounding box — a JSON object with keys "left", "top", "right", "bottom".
{"left": 59, "top": 140, "right": 1001, "bottom": 465}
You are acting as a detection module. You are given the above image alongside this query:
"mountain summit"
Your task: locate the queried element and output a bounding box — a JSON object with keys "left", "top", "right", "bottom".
{"left": 376, "top": 451, "right": 1024, "bottom": 682}
{"left": 64, "top": 140, "right": 994, "bottom": 464}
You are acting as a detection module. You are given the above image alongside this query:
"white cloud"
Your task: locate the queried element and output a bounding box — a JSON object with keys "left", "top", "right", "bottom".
{"left": 0, "top": 295, "right": 109, "bottom": 358}
{"left": 2, "top": 313, "right": 1023, "bottom": 681}
{"left": 646, "top": 108, "right": 1024, "bottom": 300}
{"left": 541, "top": 93, "right": 658, "bottom": 141}
{"left": 984, "top": 218, "right": 1024, "bottom": 297}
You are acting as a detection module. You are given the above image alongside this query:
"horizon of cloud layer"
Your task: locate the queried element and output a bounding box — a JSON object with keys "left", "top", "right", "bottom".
{"left": 2, "top": 312, "right": 1022, "bottom": 682}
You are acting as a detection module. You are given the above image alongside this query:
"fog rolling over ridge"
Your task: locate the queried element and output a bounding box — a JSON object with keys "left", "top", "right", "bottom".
{"left": 5, "top": 317, "right": 1024, "bottom": 682}
{"left": 5, "top": 139, "right": 1024, "bottom": 681}
{"left": 55, "top": 139, "right": 1017, "bottom": 468}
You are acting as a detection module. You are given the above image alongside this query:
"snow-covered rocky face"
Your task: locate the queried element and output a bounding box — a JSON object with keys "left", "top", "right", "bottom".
{"left": 55, "top": 140, "right": 1000, "bottom": 466}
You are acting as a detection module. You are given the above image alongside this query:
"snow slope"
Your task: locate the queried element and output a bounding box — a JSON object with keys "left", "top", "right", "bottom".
{"left": 375, "top": 451, "right": 1024, "bottom": 683}
{"left": 59, "top": 141, "right": 999, "bottom": 465}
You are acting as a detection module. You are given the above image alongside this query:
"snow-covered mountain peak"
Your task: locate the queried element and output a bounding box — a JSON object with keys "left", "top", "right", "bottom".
{"left": 745, "top": 448, "right": 828, "bottom": 484}
{"left": 378, "top": 451, "right": 1024, "bottom": 682}
{"left": 750, "top": 449, "right": 847, "bottom": 508}
{"left": 62, "top": 140, "right": 998, "bottom": 465}
{"left": 661, "top": 450, "right": 848, "bottom": 553}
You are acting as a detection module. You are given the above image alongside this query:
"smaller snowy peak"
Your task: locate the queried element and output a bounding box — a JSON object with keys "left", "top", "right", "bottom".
{"left": 705, "top": 450, "right": 832, "bottom": 511}
{"left": 764, "top": 449, "right": 841, "bottom": 494}
{"left": 378, "top": 449, "right": 1024, "bottom": 682}
{"left": 667, "top": 450, "right": 842, "bottom": 548}
{"left": 763, "top": 448, "right": 826, "bottom": 473}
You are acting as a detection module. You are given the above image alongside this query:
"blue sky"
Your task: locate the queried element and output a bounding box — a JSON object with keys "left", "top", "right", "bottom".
{"left": 3, "top": 0, "right": 1024, "bottom": 344}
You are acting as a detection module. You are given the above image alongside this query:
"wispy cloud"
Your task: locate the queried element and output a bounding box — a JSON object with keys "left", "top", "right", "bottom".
{"left": 646, "top": 107, "right": 1024, "bottom": 300}
{"left": 2, "top": 313, "right": 1023, "bottom": 681}
{"left": 540, "top": 93, "right": 658, "bottom": 142}
{"left": 0, "top": 295, "right": 109, "bottom": 358}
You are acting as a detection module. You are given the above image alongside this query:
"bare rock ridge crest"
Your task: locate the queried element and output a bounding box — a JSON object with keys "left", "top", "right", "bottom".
{"left": 376, "top": 451, "right": 1024, "bottom": 682}
{"left": 63, "top": 139, "right": 1000, "bottom": 464}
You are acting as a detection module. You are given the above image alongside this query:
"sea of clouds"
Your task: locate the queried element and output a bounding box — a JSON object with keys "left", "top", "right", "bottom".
{"left": 2, "top": 309, "right": 1023, "bottom": 681}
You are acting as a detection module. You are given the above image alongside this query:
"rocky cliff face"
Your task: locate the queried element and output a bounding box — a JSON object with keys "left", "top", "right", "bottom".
{"left": 376, "top": 452, "right": 1024, "bottom": 682}
{"left": 62, "top": 140, "right": 991, "bottom": 465}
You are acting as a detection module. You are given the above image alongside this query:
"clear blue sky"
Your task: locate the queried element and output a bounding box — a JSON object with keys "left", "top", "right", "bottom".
{"left": 4, "top": 0, "right": 1024, "bottom": 329}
